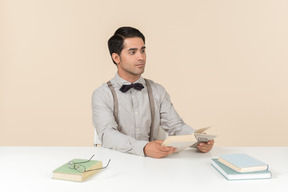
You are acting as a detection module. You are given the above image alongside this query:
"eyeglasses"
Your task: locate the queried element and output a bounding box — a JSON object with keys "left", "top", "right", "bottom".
{"left": 66, "top": 155, "right": 111, "bottom": 173}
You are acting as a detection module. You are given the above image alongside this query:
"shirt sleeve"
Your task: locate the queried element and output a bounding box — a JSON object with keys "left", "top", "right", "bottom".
{"left": 156, "top": 85, "right": 195, "bottom": 136}
{"left": 91, "top": 86, "right": 148, "bottom": 156}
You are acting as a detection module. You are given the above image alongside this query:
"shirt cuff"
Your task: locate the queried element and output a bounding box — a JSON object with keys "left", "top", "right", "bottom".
{"left": 134, "top": 140, "right": 149, "bottom": 157}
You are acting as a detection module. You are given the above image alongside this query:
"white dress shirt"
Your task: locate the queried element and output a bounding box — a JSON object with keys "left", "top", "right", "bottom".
{"left": 92, "top": 73, "right": 195, "bottom": 156}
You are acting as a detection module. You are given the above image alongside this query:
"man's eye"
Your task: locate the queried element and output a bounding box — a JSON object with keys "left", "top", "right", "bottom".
{"left": 129, "top": 51, "right": 135, "bottom": 55}
{"left": 141, "top": 49, "right": 145, "bottom": 53}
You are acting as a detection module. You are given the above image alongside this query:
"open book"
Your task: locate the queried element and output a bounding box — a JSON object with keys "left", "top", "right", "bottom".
{"left": 161, "top": 127, "right": 217, "bottom": 152}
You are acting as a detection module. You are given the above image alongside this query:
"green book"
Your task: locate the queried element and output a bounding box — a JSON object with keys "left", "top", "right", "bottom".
{"left": 53, "top": 158, "right": 102, "bottom": 182}
{"left": 211, "top": 159, "right": 272, "bottom": 181}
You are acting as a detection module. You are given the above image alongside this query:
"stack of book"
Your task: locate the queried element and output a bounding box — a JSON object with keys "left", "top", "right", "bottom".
{"left": 211, "top": 153, "right": 272, "bottom": 181}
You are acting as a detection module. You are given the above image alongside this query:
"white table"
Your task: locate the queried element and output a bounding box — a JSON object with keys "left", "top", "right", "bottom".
{"left": 0, "top": 146, "right": 287, "bottom": 192}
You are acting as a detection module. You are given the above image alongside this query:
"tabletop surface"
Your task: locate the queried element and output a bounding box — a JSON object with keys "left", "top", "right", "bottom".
{"left": 0, "top": 146, "right": 287, "bottom": 192}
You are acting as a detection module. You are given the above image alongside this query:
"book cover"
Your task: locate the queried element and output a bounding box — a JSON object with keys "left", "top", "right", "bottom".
{"left": 211, "top": 159, "right": 272, "bottom": 180}
{"left": 218, "top": 153, "right": 268, "bottom": 173}
{"left": 53, "top": 158, "right": 102, "bottom": 182}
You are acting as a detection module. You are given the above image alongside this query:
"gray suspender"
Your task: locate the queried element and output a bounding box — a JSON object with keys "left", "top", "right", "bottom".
{"left": 145, "top": 79, "right": 155, "bottom": 142}
{"left": 107, "top": 79, "right": 155, "bottom": 141}
{"left": 107, "top": 81, "right": 119, "bottom": 124}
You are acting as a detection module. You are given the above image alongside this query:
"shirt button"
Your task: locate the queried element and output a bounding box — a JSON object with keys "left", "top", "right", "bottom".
{"left": 134, "top": 112, "right": 138, "bottom": 115}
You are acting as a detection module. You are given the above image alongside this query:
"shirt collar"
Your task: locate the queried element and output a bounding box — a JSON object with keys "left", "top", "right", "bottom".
{"left": 113, "top": 72, "right": 145, "bottom": 86}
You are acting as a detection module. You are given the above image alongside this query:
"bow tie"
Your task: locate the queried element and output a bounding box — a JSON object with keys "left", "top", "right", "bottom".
{"left": 120, "top": 83, "right": 144, "bottom": 93}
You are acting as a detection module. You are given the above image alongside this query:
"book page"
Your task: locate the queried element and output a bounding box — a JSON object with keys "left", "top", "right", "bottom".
{"left": 166, "top": 141, "right": 196, "bottom": 152}
{"left": 190, "top": 134, "right": 217, "bottom": 148}
{"left": 194, "top": 133, "right": 217, "bottom": 142}
{"left": 194, "top": 127, "right": 210, "bottom": 134}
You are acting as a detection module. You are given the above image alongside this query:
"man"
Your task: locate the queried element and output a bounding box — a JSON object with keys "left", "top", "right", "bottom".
{"left": 92, "top": 26, "right": 214, "bottom": 158}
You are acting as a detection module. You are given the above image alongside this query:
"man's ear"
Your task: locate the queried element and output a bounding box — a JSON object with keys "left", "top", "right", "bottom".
{"left": 112, "top": 53, "right": 120, "bottom": 65}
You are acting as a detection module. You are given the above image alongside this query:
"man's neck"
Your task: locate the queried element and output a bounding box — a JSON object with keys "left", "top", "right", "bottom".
{"left": 117, "top": 72, "right": 141, "bottom": 83}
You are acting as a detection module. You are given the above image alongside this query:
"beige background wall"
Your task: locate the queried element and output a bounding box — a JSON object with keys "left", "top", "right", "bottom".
{"left": 1, "top": 0, "right": 287, "bottom": 146}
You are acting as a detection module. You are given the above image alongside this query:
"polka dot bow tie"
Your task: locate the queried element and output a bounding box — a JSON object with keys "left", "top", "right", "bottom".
{"left": 120, "top": 83, "right": 144, "bottom": 93}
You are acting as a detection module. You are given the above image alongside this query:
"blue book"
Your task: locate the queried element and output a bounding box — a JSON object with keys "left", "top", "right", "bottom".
{"left": 218, "top": 153, "right": 268, "bottom": 172}
{"left": 211, "top": 159, "right": 272, "bottom": 180}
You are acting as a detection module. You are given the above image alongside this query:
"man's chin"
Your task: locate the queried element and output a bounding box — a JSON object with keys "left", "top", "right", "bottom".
{"left": 138, "top": 69, "right": 145, "bottom": 75}
{"left": 134, "top": 68, "right": 145, "bottom": 75}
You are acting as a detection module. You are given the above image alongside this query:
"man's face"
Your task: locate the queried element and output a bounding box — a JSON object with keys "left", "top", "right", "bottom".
{"left": 113, "top": 37, "right": 146, "bottom": 81}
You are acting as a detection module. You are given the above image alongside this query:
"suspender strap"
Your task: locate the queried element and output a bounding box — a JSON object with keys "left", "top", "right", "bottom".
{"left": 107, "top": 81, "right": 119, "bottom": 124}
{"left": 144, "top": 79, "right": 155, "bottom": 141}
{"left": 106, "top": 79, "right": 155, "bottom": 141}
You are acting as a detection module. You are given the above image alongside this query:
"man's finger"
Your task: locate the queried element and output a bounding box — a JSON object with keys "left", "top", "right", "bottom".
{"left": 159, "top": 145, "right": 175, "bottom": 152}
{"left": 154, "top": 140, "right": 164, "bottom": 144}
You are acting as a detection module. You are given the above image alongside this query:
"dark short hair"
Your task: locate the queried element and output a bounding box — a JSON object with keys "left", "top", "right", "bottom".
{"left": 108, "top": 26, "right": 145, "bottom": 64}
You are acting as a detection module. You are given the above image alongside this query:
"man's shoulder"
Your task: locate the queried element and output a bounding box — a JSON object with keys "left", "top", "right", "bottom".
{"left": 144, "top": 78, "right": 166, "bottom": 92}
{"left": 92, "top": 82, "right": 111, "bottom": 99}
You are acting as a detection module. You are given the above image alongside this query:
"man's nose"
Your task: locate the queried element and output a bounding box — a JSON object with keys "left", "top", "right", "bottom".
{"left": 137, "top": 52, "right": 145, "bottom": 60}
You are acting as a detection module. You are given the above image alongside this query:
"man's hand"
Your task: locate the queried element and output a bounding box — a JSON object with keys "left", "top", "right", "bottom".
{"left": 144, "top": 140, "right": 177, "bottom": 158}
{"left": 197, "top": 139, "right": 214, "bottom": 153}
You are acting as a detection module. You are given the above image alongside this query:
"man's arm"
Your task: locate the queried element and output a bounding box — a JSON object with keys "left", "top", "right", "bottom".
{"left": 92, "top": 87, "right": 148, "bottom": 156}
{"left": 157, "top": 84, "right": 195, "bottom": 135}
{"left": 156, "top": 84, "right": 214, "bottom": 153}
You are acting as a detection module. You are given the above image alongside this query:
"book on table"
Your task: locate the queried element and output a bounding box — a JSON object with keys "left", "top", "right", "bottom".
{"left": 211, "top": 159, "right": 272, "bottom": 180}
{"left": 52, "top": 158, "right": 103, "bottom": 182}
{"left": 161, "top": 127, "right": 217, "bottom": 152}
{"left": 218, "top": 153, "right": 269, "bottom": 172}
